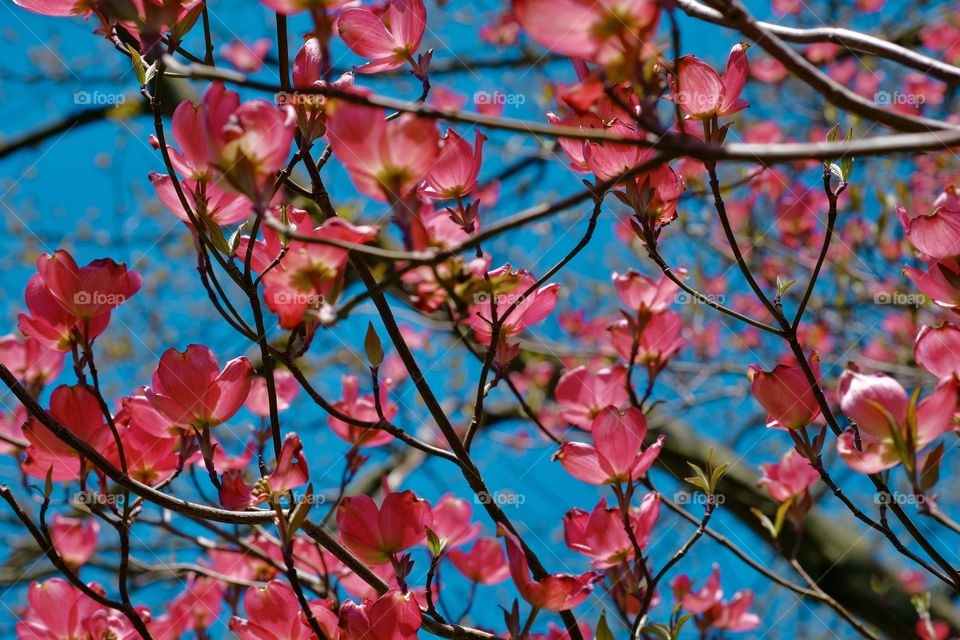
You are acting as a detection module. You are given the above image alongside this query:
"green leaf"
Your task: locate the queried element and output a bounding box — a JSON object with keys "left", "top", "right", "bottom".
{"left": 825, "top": 123, "right": 841, "bottom": 143}
{"left": 919, "top": 442, "right": 944, "bottom": 493}
{"left": 364, "top": 322, "right": 384, "bottom": 367}
{"left": 126, "top": 44, "right": 146, "bottom": 85}
{"left": 776, "top": 276, "right": 796, "bottom": 297}
{"left": 595, "top": 612, "right": 615, "bottom": 640}
{"left": 752, "top": 507, "right": 778, "bottom": 539}
{"left": 425, "top": 527, "right": 447, "bottom": 557}
{"left": 640, "top": 623, "right": 671, "bottom": 640}
{"left": 204, "top": 219, "right": 231, "bottom": 255}
{"left": 228, "top": 221, "right": 250, "bottom": 255}
{"left": 773, "top": 496, "right": 794, "bottom": 536}
{"left": 43, "top": 468, "right": 53, "bottom": 500}
{"left": 287, "top": 484, "right": 314, "bottom": 536}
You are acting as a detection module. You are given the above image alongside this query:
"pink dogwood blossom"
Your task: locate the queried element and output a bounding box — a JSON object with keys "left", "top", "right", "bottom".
{"left": 555, "top": 407, "right": 664, "bottom": 485}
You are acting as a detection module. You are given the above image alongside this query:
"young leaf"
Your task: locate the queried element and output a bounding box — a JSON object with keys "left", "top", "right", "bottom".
{"left": 595, "top": 611, "right": 615, "bottom": 640}
{"left": 364, "top": 322, "right": 384, "bottom": 367}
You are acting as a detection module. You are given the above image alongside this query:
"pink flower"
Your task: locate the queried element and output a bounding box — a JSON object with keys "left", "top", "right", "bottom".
{"left": 328, "top": 375, "right": 398, "bottom": 447}
{"left": 23, "top": 385, "right": 114, "bottom": 481}
{"left": 202, "top": 83, "right": 296, "bottom": 199}
{"left": 145, "top": 344, "right": 253, "bottom": 430}
{"left": 17, "top": 578, "right": 147, "bottom": 640}
{"left": 758, "top": 449, "right": 819, "bottom": 502}
{"left": 0, "top": 334, "right": 64, "bottom": 386}
{"left": 262, "top": 432, "right": 309, "bottom": 495}
{"left": 37, "top": 250, "right": 140, "bottom": 320}
{"left": 245, "top": 369, "right": 299, "bottom": 416}
{"left": 548, "top": 112, "right": 603, "bottom": 174}
{"left": 112, "top": 400, "right": 182, "bottom": 485}
{"left": 13, "top": 0, "right": 89, "bottom": 16}
{"left": 339, "top": 589, "right": 421, "bottom": 640}
{"left": 922, "top": 21, "right": 960, "bottom": 64}
{"left": 230, "top": 580, "right": 339, "bottom": 640}
{"left": 429, "top": 493, "right": 482, "bottom": 548}
{"left": 466, "top": 265, "right": 560, "bottom": 345}
{"left": 259, "top": 0, "right": 355, "bottom": 14}
{"left": 672, "top": 565, "right": 760, "bottom": 633}
{"left": 751, "top": 57, "right": 788, "bottom": 83}
{"left": 337, "top": 490, "right": 433, "bottom": 564}
{"left": 612, "top": 270, "right": 683, "bottom": 314}
{"left": 17, "top": 251, "right": 141, "bottom": 349}
{"left": 338, "top": 0, "right": 427, "bottom": 74}
{"left": 746, "top": 354, "right": 822, "bottom": 429}
{"left": 447, "top": 537, "right": 511, "bottom": 584}
{"left": 163, "top": 98, "right": 214, "bottom": 182}
{"left": 554, "top": 365, "right": 629, "bottom": 430}
{"left": 327, "top": 100, "right": 439, "bottom": 201}
{"left": 499, "top": 525, "right": 601, "bottom": 611}
{"left": 905, "top": 258, "right": 960, "bottom": 309}
{"left": 150, "top": 173, "right": 252, "bottom": 226}
{"left": 422, "top": 129, "right": 486, "bottom": 200}
{"left": 220, "top": 470, "right": 256, "bottom": 511}
{"left": 609, "top": 310, "right": 685, "bottom": 368}
{"left": 290, "top": 39, "right": 354, "bottom": 141}
{"left": 836, "top": 369, "right": 958, "bottom": 474}
{"left": 241, "top": 207, "right": 379, "bottom": 328}
{"left": 917, "top": 619, "right": 950, "bottom": 640}
{"left": 563, "top": 494, "right": 660, "bottom": 568}
{"left": 150, "top": 575, "right": 223, "bottom": 636}
{"left": 18, "top": 273, "right": 107, "bottom": 351}
{"left": 512, "top": 0, "right": 659, "bottom": 66}
{"left": 0, "top": 405, "right": 27, "bottom": 455}
{"left": 221, "top": 38, "right": 271, "bottom": 73}
{"left": 50, "top": 514, "right": 99, "bottom": 568}
{"left": 582, "top": 120, "right": 651, "bottom": 182}
{"left": 916, "top": 323, "right": 960, "bottom": 380}
{"left": 555, "top": 407, "right": 664, "bottom": 485}
{"left": 479, "top": 12, "right": 520, "bottom": 46}
{"left": 672, "top": 43, "right": 750, "bottom": 120}
{"left": 898, "top": 202, "right": 960, "bottom": 259}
